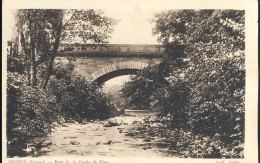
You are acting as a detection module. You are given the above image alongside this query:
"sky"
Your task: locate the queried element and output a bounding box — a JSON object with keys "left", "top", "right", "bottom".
{"left": 104, "top": 8, "right": 159, "bottom": 44}
{"left": 5, "top": 8, "right": 160, "bottom": 45}
{"left": 102, "top": 75, "right": 132, "bottom": 94}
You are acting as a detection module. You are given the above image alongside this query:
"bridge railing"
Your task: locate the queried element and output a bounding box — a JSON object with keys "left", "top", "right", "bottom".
{"left": 57, "top": 44, "right": 165, "bottom": 57}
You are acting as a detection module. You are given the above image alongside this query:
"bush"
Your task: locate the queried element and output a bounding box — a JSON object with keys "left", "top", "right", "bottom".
{"left": 7, "top": 82, "right": 59, "bottom": 142}
{"left": 7, "top": 57, "right": 25, "bottom": 74}
{"left": 178, "top": 133, "right": 244, "bottom": 158}
{"left": 47, "top": 62, "right": 116, "bottom": 122}
{"left": 7, "top": 82, "right": 21, "bottom": 142}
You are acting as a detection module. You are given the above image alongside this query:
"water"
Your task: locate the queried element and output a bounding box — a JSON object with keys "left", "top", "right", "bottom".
{"left": 9, "top": 115, "right": 180, "bottom": 158}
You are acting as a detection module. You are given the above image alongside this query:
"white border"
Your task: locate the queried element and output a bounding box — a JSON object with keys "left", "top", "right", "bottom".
{"left": 2, "top": 0, "right": 258, "bottom": 162}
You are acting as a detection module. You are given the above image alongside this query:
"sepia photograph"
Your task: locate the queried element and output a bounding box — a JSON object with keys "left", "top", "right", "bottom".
{"left": 2, "top": 0, "right": 258, "bottom": 162}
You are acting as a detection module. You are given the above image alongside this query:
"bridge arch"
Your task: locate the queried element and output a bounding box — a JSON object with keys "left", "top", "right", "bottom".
{"left": 87, "top": 62, "right": 149, "bottom": 85}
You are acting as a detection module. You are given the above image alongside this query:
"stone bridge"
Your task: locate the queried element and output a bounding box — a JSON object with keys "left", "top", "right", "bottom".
{"left": 56, "top": 44, "right": 165, "bottom": 85}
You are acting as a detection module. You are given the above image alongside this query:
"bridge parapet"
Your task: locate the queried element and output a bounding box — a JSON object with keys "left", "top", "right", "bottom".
{"left": 58, "top": 44, "right": 165, "bottom": 57}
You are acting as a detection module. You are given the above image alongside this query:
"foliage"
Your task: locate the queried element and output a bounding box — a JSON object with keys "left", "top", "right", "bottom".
{"left": 7, "top": 61, "right": 116, "bottom": 145}
{"left": 179, "top": 133, "right": 244, "bottom": 158}
{"left": 61, "top": 9, "right": 118, "bottom": 44}
{"left": 16, "top": 9, "right": 118, "bottom": 88}
{"left": 7, "top": 9, "right": 118, "bottom": 147}
{"left": 7, "top": 56, "right": 25, "bottom": 74}
{"left": 7, "top": 80, "right": 21, "bottom": 142}
{"left": 7, "top": 76, "right": 60, "bottom": 142}
{"left": 152, "top": 10, "right": 244, "bottom": 50}
{"left": 47, "top": 62, "right": 116, "bottom": 122}
{"left": 121, "top": 9, "right": 245, "bottom": 157}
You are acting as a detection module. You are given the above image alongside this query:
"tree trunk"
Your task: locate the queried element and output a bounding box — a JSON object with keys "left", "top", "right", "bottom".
{"left": 19, "top": 29, "right": 31, "bottom": 86}
{"left": 29, "top": 19, "right": 37, "bottom": 87}
{"left": 9, "top": 42, "right": 13, "bottom": 58}
{"left": 30, "top": 40, "right": 37, "bottom": 86}
{"left": 41, "top": 11, "right": 63, "bottom": 90}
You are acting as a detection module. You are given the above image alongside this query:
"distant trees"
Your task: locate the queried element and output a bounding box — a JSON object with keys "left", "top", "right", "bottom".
{"left": 121, "top": 10, "right": 245, "bottom": 157}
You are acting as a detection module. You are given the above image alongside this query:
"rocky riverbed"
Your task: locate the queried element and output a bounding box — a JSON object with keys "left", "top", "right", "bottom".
{"left": 9, "top": 115, "right": 181, "bottom": 158}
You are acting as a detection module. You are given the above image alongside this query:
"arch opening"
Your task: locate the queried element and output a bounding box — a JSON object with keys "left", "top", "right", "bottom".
{"left": 92, "top": 68, "right": 138, "bottom": 86}
{"left": 87, "top": 61, "right": 149, "bottom": 85}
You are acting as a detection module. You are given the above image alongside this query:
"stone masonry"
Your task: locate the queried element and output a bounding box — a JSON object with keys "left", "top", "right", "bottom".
{"left": 56, "top": 44, "right": 165, "bottom": 84}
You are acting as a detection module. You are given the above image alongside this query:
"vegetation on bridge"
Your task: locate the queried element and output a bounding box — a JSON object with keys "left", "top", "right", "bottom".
{"left": 121, "top": 10, "right": 245, "bottom": 158}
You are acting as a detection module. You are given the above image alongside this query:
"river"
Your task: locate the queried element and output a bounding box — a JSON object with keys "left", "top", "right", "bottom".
{"left": 10, "top": 115, "right": 180, "bottom": 158}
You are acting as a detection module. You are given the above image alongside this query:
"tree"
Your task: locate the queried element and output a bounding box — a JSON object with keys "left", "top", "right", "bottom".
{"left": 16, "top": 9, "right": 118, "bottom": 89}
{"left": 151, "top": 10, "right": 245, "bottom": 140}
{"left": 122, "top": 10, "right": 245, "bottom": 141}
{"left": 41, "top": 9, "right": 118, "bottom": 89}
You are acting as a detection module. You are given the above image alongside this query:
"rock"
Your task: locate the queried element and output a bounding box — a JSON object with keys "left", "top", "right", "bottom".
{"left": 103, "top": 119, "right": 121, "bottom": 127}
{"left": 70, "top": 141, "right": 80, "bottom": 145}
{"left": 140, "top": 130, "right": 145, "bottom": 134}
{"left": 141, "top": 145, "right": 151, "bottom": 150}
{"left": 125, "top": 133, "right": 135, "bottom": 136}
{"left": 103, "top": 124, "right": 113, "bottom": 127}
{"left": 149, "top": 133, "right": 155, "bottom": 137}
{"left": 104, "top": 140, "right": 112, "bottom": 145}
{"left": 96, "top": 141, "right": 102, "bottom": 145}
{"left": 143, "top": 124, "right": 151, "bottom": 128}
{"left": 119, "top": 130, "right": 123, "bottom": 133}
{"left": 108, "top": 119, "right": 120, "bottom": 126}
{"left": 137, "top": 135, "right": 145, "bottom": 138}
{"left": 155, "top": 133, "right": 160, "bottom": 137}
{"left": 132, "top": 121, "right": 142, "bottom": 125}
{"left": 68, "top": 136, "right": 77, "bottom": 139}
{"left": 66, "top": 149, "right": 77, "bottom": 153}
{"left": 123, "top": 139, "right": 129, "bottom": 141}
{"left": 64, "top": 136, "right": 77, "bottom": 139}
{"left": 117, "top": 128, "right": 124, "bottom": 130}
{"left": 45, "top": 142, "right": 55, "bottom": 146}
{"left": 143, "top": 139, "right": 151, "bottom": 142}
{"left": 137, "top": 127, "right": 144, "bottom": 130}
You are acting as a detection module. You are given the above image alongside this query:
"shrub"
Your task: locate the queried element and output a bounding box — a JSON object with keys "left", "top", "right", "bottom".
{"left": 7, "top": 82, "right": 59, "bottom": 142}
{"left": 47, "top": 62, "right": 116, "bottom": 122}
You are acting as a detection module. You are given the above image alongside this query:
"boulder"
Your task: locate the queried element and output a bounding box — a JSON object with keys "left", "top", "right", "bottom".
{"left": 104, "top": 140, "right": 112, "bottom": 145}
{"left": 70, "top": 141, "right": 80, "bottom": 145}
{"left": 103, "top": 119, "right": 120, "bottom": 127}
{"left": 143, "top": 139, "right": 151, "bottom": 142}
{"left": 125, "top": 132, "right": 135, "bottom": 136}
